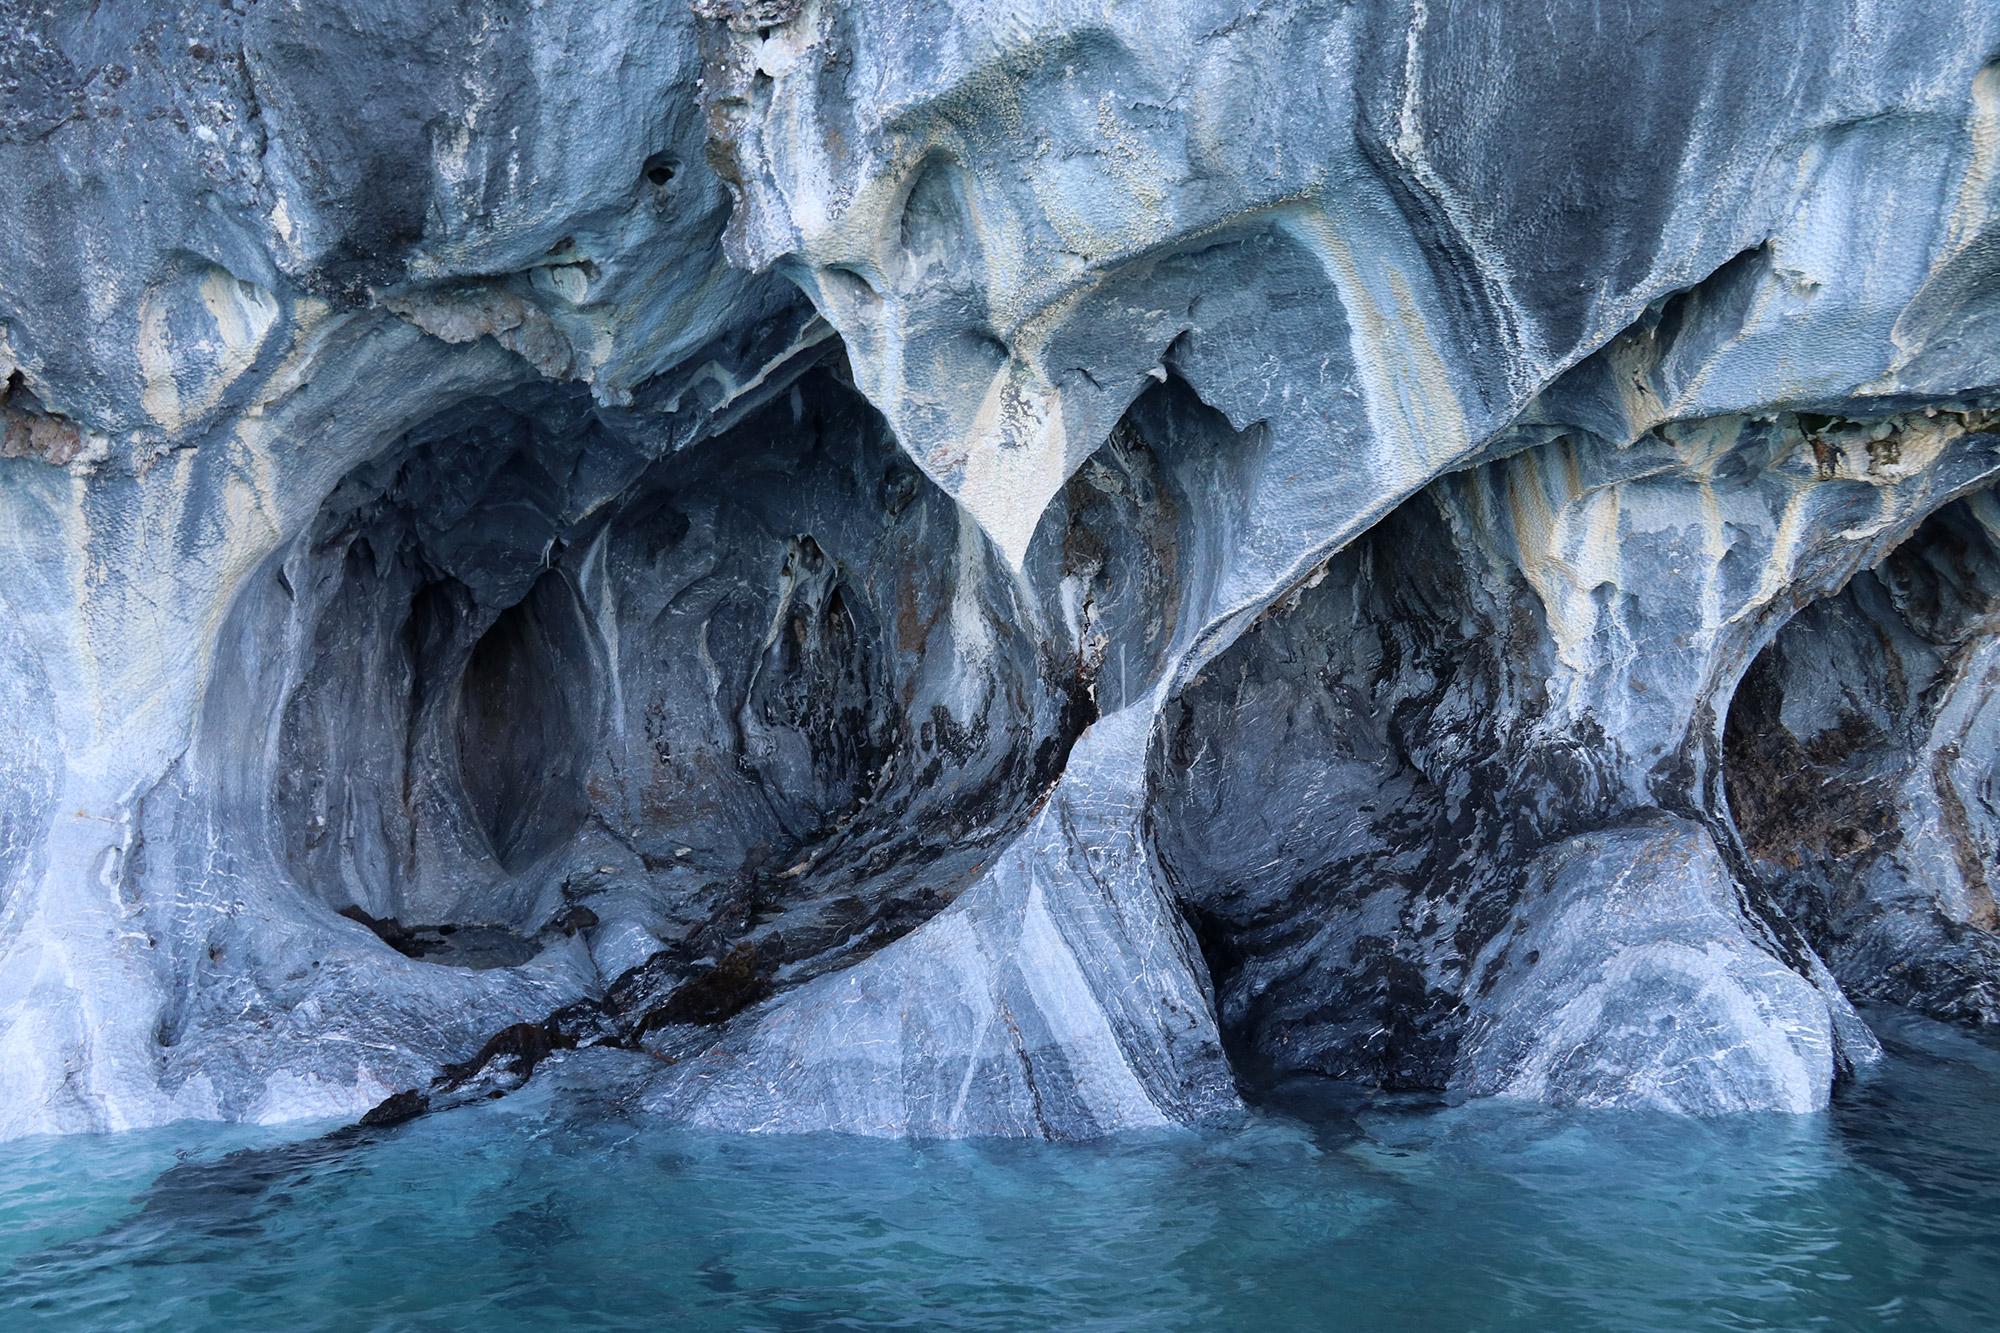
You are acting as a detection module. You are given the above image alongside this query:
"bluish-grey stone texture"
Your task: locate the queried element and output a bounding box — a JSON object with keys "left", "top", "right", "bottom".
{"left": 0, "top": 0, "right": 1997, "bottom": 1138}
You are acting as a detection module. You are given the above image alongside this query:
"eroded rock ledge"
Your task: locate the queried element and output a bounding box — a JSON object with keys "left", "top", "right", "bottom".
{"left": 2, "top": 0, "right": 1999, "bottom": 1138}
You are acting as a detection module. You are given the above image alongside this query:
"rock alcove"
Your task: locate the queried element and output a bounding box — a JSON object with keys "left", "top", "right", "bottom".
{"left": 182, "top": 354, "right": 1110, "bottom": 1070}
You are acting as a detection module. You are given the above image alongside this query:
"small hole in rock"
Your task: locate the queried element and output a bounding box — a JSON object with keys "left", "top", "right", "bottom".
{"left": 643, "top": 154, "right": 678, "bottom": 188}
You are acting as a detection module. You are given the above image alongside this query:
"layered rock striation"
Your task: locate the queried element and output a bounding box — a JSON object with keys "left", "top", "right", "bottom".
{"left": 2, "top": 0, "right": 1999, "bottom": 1137}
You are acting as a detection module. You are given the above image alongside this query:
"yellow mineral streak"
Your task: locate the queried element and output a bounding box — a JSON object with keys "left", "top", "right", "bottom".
{"left": 137, "top": 269, "right": 280, "bottom": 437}
{"left": 1282, "top": 201, "right": 1471, "bottom": 489}
{"left": 137, "top": 290, "right": 182, "bottom": 432}
{"left": 1947, "top": 61, "right": 2000, "bottom": 255}
{"left": 193, "top": 270, "right": 280, "bottom": 419}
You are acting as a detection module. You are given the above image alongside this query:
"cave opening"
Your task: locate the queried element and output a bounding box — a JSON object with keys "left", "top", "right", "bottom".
{"left": 1149, "top": 490, "right": 1484, "bottom": 1094}
{"left": 232, "top": 354, "right": 1097, "bottom": 1030}
{"left": 1722, "top": 489, "right": 2000, "bottom": 1025}
{"left": 266, "top": 385, "right": 606, "bottom": 965}
{"left": 455, "top": 568, "right": 597, "bottom": 877}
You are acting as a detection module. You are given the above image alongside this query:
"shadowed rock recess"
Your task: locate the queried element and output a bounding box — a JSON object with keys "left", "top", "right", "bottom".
{"left": 3, "top": 0, "right": 2000, "bottom": 1139}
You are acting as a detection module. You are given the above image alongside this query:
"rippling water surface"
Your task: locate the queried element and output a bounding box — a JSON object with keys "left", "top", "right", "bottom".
{"left": 2, "top": 1007, "right": 1995, "bottom": 1331}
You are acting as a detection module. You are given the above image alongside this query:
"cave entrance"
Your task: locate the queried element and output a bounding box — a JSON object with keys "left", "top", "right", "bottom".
{"left": 269, "top": 386, "right": 612, "bottom": 964}
{"left": 254, "top": 362, "right": 1089, "bottom": 1001}
{"left": 1722, "top": 491, "right": 2000, "bottom": 1023}
{"left": 456, "top": 568, "right": 597, "bottom": 875}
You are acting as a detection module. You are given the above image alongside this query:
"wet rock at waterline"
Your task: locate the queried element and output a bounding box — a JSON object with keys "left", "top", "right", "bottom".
{"left": 3, "top": 0, "right": 2000, "bottom": 1139}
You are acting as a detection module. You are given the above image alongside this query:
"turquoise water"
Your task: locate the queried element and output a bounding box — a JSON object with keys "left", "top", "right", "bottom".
{"left": 2, "top": 1008, "right": 1995, "bottom": 1332}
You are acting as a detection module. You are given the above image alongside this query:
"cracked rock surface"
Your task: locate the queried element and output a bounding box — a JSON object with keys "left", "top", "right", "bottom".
{"left": 3, "top": 0, "right": 2000, "bottom": 1138}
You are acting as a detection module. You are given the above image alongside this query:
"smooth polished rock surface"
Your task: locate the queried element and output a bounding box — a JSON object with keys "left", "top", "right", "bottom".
{"left": 1, "top": 0, "right": 1999, "bottom": 1138}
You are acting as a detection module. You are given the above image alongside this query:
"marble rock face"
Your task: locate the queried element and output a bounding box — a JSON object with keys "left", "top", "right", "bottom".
{"left": 2, "top": 0, "right": 1999, "bottom": 1139}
